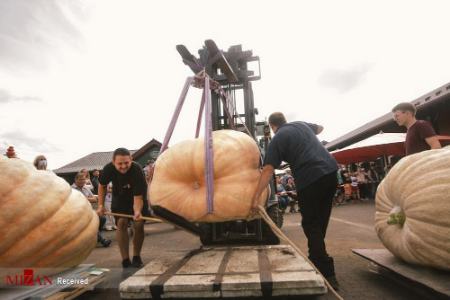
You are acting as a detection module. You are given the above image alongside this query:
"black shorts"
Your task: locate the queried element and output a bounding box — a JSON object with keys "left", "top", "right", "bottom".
{"left": 111, "top": 197, "right": 150, "bottom": 217}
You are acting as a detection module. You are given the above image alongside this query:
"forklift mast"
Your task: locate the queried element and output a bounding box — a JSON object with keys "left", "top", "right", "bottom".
{"left": 177, "top": 40, "right": 265, "bottom": 141}
{"left": 173, "top": 40, "right": 281, "bottom": 245}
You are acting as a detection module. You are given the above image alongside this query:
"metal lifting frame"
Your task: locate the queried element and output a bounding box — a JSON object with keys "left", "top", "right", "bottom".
{"left": 151, "top": 40, "right": 264, "bottom": 239}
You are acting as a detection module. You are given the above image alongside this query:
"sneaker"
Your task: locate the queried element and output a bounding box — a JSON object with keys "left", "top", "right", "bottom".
{"left": 131, "top": 256, "right": 144, "bottom": 268}
{"left": 122, "top": 258, "right": 132, "bottom": 268}
{"left": 326, "top": 275, "right": 340, "bottom": 291}
{"left": 101, "top": 239, "right": 112, "bottom": 247}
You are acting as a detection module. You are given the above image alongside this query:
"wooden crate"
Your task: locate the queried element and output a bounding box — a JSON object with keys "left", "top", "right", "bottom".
{"left": 120, "top": 245, "right": 327, "bottom": 298}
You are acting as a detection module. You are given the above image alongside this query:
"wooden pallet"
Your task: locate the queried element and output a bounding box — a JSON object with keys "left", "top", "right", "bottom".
{"left": 120, "top": 245, "right": 327, "bottom": 298}
{"left": 0, "top": 264, "right": 108, "bottom": 300}
{"left": 353, "top": 248, "right": 450, "bottom": 299}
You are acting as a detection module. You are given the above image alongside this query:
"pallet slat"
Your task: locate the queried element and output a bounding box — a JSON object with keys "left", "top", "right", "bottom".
{"left": 120, "top": 245, "right": 327, "bottom": 298}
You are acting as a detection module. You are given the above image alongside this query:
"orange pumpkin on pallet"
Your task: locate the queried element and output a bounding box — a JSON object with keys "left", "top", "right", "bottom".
{"left": 150, "top": 130, "right": 269, "bottom": 222}
{"left": 0, "top": 157, "right": 98, "bottom": 274}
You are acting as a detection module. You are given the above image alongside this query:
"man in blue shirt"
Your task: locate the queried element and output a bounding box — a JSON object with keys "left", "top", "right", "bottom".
{"left": 251, "top": 112, "right": 339, "bottom": 289}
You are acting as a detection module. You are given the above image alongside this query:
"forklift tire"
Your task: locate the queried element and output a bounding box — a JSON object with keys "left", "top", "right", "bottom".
{"left": 261, "top": 221, "right": 280, "bottom": 245}
{"left": 199, "top": 223, "right": 213, "bottom": 246}
{"left": 267, "top": 205, "right": 284, "bottom": 228}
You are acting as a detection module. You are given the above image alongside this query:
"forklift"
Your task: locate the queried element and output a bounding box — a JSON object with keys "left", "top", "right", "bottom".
{"left": 150, "top": 40, "right": 283, "bottom": 245}
{"left": 120, "top": 41, "right": 329, "bottom": 299}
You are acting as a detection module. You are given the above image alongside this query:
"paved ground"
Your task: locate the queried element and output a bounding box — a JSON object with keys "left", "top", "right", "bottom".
{"left": 80, "top": 201, "right": 425, "bottom": 300}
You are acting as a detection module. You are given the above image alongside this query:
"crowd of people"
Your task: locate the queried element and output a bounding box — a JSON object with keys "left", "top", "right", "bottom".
{"left": 275, "top": 170, "right": 298, "bottom": 213}
{"left": 275, "top": 161, "right": 386, "bottom": 212}
{"left": 334, "top": 163, "right": 382, "bottom": 205}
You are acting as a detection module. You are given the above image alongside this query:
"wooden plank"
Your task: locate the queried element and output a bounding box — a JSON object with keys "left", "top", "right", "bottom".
{"left": 267, "top": 246, "right": 314, "bottom": 272}
{"left": 353, "top": 248, "right": 450, "bottom": 297}
{"left": 225, "top": 248, "right": 259, "bottom": 273}
{"left": 120, "top": 245, "right": 327, "bottom": 298}
{"left": 177, "top": 249, "right": 225, "bottom": 274}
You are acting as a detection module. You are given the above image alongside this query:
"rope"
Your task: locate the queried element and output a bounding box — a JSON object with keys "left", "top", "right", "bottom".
{"left": 256, "top": 205, "right": 344, "bottom": 300}
{"left": 160, "top": 77, "right": 194, "bottom": 153}
{"left": 195, "top": 89, "right": 205, "bottom": 138}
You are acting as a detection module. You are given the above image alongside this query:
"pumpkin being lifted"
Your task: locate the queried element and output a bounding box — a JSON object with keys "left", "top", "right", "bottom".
{"left": 149, "top": 130, "right": 269, "bottom": 222}
{"left": 0, "top": 158, "right": 98, "bottom": 274}
{"left": 375, "top": 147, "right": 450, "bottom": 271}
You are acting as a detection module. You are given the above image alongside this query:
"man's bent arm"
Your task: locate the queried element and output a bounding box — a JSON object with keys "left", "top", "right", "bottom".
{"left": 87, "top": 195, "right": 98, "bottom": 203}
{"left": 98, "top": 184, "right": 106, "bottom": 208}
{"left": 251, "top": 164, "right": 275, "bottom": 209}
{"left": 425, "top": 136, "right": 442, "bottom": 150}
{"left": 133, "top": 195, "right": 144, "bottom": 217}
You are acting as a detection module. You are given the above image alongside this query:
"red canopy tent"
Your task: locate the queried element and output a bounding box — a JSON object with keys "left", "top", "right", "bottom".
{"left": 331, "top": 132, "right": 450, "bottom": 165}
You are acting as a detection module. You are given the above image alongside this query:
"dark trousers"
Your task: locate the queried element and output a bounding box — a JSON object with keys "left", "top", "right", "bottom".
{"left": 297, "top": 171, "right": 337, "bottom": 278}
{"left": 97, "top": 216, "right": 106, "bottom": 242}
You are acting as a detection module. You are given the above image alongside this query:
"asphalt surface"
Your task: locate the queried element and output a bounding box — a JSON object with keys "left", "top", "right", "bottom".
{"left": 79, "top": 201, "right": 427, "bottom": 300}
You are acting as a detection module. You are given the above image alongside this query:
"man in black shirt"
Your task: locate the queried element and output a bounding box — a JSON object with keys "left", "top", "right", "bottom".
{"left": 251, "top": 112, "right": 339, "bottom": 289}
{"left": 97, "top": 148, "right": 150, "bottom": 268}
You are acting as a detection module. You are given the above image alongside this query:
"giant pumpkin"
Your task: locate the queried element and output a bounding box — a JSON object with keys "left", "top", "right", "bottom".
{"left": 150, "top": 130, "right": 269, "bottom": 222}
{"left": 0, "top": 158, "right": 98, "bottom": 273}
{"left": 375, "top": 147, "right": 450, "bottom": 270}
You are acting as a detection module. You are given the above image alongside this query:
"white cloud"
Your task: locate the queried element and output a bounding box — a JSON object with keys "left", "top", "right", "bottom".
{"left": 318, "top": 63, "right": 372, "bottom": 93}
{"left": 1, "top": 0, "right": 450, "bottom": 168}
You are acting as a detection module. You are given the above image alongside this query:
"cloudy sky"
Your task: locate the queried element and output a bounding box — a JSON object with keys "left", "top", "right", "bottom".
{"left": 1, "top": 0, "right": 450, "bottom": 169}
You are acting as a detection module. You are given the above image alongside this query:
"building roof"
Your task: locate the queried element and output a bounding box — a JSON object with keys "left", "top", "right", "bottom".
{"left": 53, "top": 150, "right": 137, "bottom": 174}
{"left": 53, "top": 138, "right": 162, "bottom": 174}
{"left": 326, "top": 81, "right": 450, "bottom": 151}
{"left": 131, "top": 139, "right": 162, "bottom": 160}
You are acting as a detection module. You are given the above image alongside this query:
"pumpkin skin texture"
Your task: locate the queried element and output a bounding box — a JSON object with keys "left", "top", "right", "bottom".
{"left": 150, "top": 130, "right": 269, "bottom": 222}
{"left": 375, "top": 148, "right": 450, "bottom": 270}
{"left": 0, "top": 158, "right": 98, "bottom": 271}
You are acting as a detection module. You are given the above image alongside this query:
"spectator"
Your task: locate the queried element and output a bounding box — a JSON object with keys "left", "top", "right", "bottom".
{"left": 284, "top": 177, "right": 298, "bottom": 213}
{"left": 276, "top": 176, "right": 289, "bottom": 212}
{"left": 356, "top": 167, "right": 368, "bottom": 200}
{"left": 343, "top": 181, "right": 353, "bottom": 202}
{"left": 104, "top": 183, "right": 117, "bottom": 231}
{"left": 367, "top": 164, "right": 380, "bottom": 199}
{"left": 350, "top": 173, "right": 360, "bottom": 201}
{"left": 384, "top": 163, "right": 393, "bottom": 175}
{"left": 33, "top": 155, "right": 48, "bottom": 170}
{"left": 392, "top": 102, "right": 441, "bottom": 155}
{"left": 144, "top": 159, "right": 155, "bottom": 182}
{"left": 72, "top": 172, "right": 111, "bottom": 248}
{"left": 336, "top": 166, "right": 345, "bottom": 186}
{"left": 80, "top": 168, "right": 94, "bottom": 191}
{"left": 333, "top": 167, "right": 345, "bottom": 206}
{"left": 281, "top": 169, "right": 293, "bottom": 186}
{"left": 6, "top": 146, "right": 17, "bottom": 158}
{"left": 342, "top": 168, "right": 350, "bottom": 183}
{"left": 91, "top": 169, "right": 100, "bottom": 194}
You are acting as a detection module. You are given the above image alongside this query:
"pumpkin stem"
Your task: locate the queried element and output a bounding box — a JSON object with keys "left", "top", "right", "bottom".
{"left": 387, "top": 206, "right": 406, "bottom": 226}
